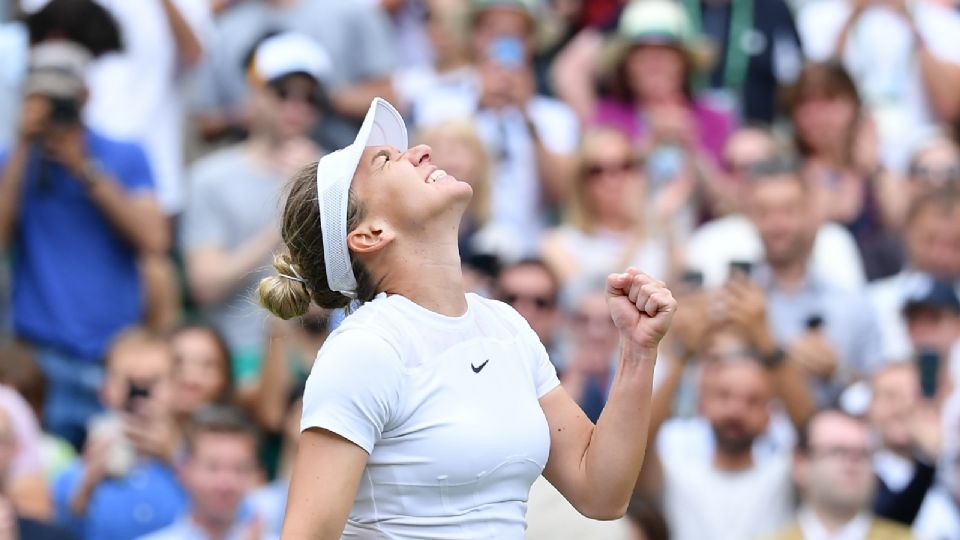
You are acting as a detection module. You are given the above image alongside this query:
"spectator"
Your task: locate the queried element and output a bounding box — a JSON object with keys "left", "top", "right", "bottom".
{"left": 248, "top": 393, "right": 302, "bottom": 537}
{"left": 0, "top": 382, "right": 50, "bottom": 520}
{"left": 625, "top": 497, "right": 670, "bottom": 540}
{"left": 182, "top": 32, "right": 326, "bottom": 405}
{"left": 869, "top": 190, "right": 960, "bottom": 363}
{"left": 0, "top": 343, "right": 76, "bottom": 483}
{"left": 744, "top": 159, "right": 882, "bottom": 404}
{"left": 189, "top": 0, "right": 396, "bottom": 149}
{"left": 0, "top": 403, "right": 75, "bottom": 539}
{"left": 902, "top": 135, "right": 960, "bottom": 224}
{"left": 495, "top": 259, "right": 562, "bottom": 359}
{"left": 636, "top": 329, "right": 810, "bottom": 540}
{"left": 783, "top": 62, "right": 902, "bottom": 279}
{"left": 53, "top": 329, "right": 188, "bottom": 540}
{"left": 139, "top": 405, "right": 270, "bottom": 540}
{"left": 798, "top": 0, "right": 960, "bottom": 172}
{"left": 868, "top": 362, "right": 941, "bottom": 526}
{"left": 902, "top": 279, "right": 960, "bottom": 391}
{"left": 687, "top": 146, "right": 866, "bottom": 289}
{"left": 559, "top": 0, "right": 735, "bottom": 166}
{"left": 559, "top": 282, "right": 621, "bottom": 423}
{"left": 768, "top": 409, "right": 913, "bottom": 539}
{"left": 0, "top": 41, "right": 168, "bottom": 448}
{"left": 541, "top": 128, "right": 673, "bottom": 290}
{"left": 169, "top": 324, "right": 233, "bottom": 424}
{"left": 416, "top": 119, "right": 501, "bottom": 261}
{"left": 391, "top": 0, "right": 474, "bottom": 113}
{"left": 413, "top": 0, "right": 579, "bottom": 256}
{"left": 913, "top": 436, "right": 960, "bottom": 539}
{"left": 680, "top": 0, "right": 804, "bottom": 124}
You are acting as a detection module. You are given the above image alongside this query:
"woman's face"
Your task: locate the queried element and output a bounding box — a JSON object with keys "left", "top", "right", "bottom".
{"left": 172, "top": 329, "right": 229, "bottom": 415}
{"left": 349, "top": 144, "right": 474, "bottom": 244}
{"left": 793, "top": 94, "right": 858, "bottom": 152}
{"left": 582, "top": 132, "right": 642, "bottom": 220}
{"left": 425, "top": 135, "right": 481, "bottom": 190}
{"left": 625, "top": 44, "right": 687, "bottom": 104}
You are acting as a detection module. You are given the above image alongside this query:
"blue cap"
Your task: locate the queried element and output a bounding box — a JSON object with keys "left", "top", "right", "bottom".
{"left": 903, "top": 278, "right": 960, "bottom": 315}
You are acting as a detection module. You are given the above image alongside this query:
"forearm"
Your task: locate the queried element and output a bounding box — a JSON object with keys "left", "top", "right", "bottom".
{"left": 160, "top": 0, "right": 203, "bottom": 67}
{"left": 0, "top": 143, "right": 30, "bottom": 247}
{"left": 189, "top": 228, "right": 279, "bottom": 305}
{"left": 85, "top": 173, "right": 169, "bottom": 254}
{"left": 68, "top": 476, "right": 97, "bottom": 516}
{"left": 753, "top": 328, "right": 815, "bottom": 430}
{"left": 255, "top": 328, "right": 292, "bottom": 431}
{"left": 579, "top": 341, "right": 657, "bottom": 517}
{"left": 917, "top": 47, "right": 960, "bottom": 121}
{"left": 527, "top": 119, "right": 575, "bottom": 203}
{"left": 832, "top": 9, "right": 862, "bottom": 59}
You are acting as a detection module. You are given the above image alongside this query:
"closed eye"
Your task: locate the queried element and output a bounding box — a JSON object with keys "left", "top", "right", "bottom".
{"left": 372, "top": 149, "right": 391, "bottom": 171}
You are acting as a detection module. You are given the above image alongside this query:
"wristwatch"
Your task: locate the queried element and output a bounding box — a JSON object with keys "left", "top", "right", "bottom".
{"left": 760, "top": 347, "right": 786, "bottom": 369}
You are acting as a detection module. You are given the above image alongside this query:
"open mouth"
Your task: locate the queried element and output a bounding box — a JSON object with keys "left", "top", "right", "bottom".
{"left": 426, "top": 168, "right": 450, "bottom": 184}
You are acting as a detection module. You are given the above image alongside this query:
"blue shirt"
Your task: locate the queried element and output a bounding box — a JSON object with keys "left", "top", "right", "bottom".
{"left": 1, "top": 129, "right": 154, "bottom": 360}
{"left": 53, "top": 459, "right": 188, "bottom": 540}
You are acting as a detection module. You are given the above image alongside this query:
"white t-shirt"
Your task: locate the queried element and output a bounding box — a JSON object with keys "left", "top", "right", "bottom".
{"left": 913, "top": 485, "right": 960, "bottom": 540}
{"left": 798, "top": 0, "right": 960, "bottom": 171}
{"left": 300, "top": 293, "right": 561, "bottom": 539}
{"left": 84, "top": 0, "right": 213, "bottom": 213}
{"left": 659, "top": 418, "right": 795, "bottom": 540}
{"left": 685, "top": 214, "right": 865, "bottom": 290}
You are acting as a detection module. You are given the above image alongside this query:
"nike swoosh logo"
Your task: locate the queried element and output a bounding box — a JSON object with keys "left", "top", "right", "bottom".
{"left": 471, "top": 359, "right": 490, "bottom": 373}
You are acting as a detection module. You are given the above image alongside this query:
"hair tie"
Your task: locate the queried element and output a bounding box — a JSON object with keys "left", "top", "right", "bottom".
{"left": 279, "top": 265, "right": 308, "bottom": 286}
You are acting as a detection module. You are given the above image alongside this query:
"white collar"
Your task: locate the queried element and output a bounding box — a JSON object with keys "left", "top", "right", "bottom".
{"left": 798, "top": 506, "right": 873, "bottom": 540}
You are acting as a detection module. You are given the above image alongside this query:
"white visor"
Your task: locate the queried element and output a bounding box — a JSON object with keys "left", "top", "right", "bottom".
{"left": 317, "top": 97, "right": 408, "bottom": 298}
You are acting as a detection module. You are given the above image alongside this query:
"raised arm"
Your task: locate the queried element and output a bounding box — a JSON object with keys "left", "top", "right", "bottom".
{"left": 540, "top": 270, "right": 676, "bottom": 519}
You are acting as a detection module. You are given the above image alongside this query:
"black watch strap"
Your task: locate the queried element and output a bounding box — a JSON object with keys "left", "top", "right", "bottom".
{"left": 761, "top": 347, "right": 786, "bottom": 369}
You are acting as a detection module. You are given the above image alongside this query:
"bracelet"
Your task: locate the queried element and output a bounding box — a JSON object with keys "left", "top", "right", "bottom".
{"left": 760, "top": 347, "right": 786, "bottom": 369}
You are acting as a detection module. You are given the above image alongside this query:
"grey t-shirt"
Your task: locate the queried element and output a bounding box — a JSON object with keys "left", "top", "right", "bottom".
{"left": 181, "top": 145, "right": 283, "bottom": 369}
{"left": 190, "top": 0, "right": 395, "bottom": 148}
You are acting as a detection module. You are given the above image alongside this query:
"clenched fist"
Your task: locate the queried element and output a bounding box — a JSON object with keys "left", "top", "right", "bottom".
{"left": 606, "top": 268, "right": 677, "bottom": 351}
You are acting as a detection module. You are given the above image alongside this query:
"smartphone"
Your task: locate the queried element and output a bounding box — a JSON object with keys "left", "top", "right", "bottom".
{"left": 48, "top": 97, "right": 81, "bottom": 125}
{"left": 488, "top": 36, "right": 525, "bottom": 69}
{"left": 126, "top": 380, "right": 152, "bottom": 413}
{"left": 681, "top": 269, "right": 704, "bottom": 290}
{"left": 805, "top": 314, "right": 824, "bottom": 331}
{"left": 646, "top": 145, "right": 685, "bottom": 190}
{"left": 729, "top": 260, "right": 753, "bottom": 280}
{"left": 918, "top": 349, "right": 940, "bottom": 399}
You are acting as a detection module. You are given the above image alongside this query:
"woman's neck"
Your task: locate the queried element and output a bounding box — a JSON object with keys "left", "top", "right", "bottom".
{"left": 636, "top": 94, "right": 685, "bottom": 109}
{"left": 593, "top": 212, "right": 636, "bottom": 232}
{"left": 376, "top": 234, "right": 468, "bottom": 317}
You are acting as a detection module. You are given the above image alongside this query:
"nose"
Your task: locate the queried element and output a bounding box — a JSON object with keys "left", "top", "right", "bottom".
{"left": 405, "top": 144, "right": 432, "bottom": 166}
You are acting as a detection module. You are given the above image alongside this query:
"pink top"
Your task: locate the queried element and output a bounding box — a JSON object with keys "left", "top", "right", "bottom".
{"left": 593, "top": 98, "right": 736, "bottom": 166}
{"left": 0, "top": 385, "right": 42, "bottom": 476}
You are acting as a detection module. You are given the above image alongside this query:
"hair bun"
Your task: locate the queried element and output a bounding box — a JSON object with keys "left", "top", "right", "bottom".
{"left": 257, "top": 254, "right": 312, "bottom": 320}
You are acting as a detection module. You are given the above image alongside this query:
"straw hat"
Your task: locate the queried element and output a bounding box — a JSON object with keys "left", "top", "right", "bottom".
{"left": 603, "top": 0, "right": 715, "bottom": 75}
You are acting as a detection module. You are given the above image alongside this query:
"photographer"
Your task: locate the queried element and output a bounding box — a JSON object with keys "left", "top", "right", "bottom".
{"left": 0, "top": 42, "right": 168, "bottom": 449}
{"left": 52, "top": 328, "right": 187, "bottom": 540}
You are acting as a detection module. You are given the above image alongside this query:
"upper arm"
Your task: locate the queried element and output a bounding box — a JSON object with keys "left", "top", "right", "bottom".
{"left": 281, "top": 428, "right": 369, "bottom": 540}
{"left": 539, "top": 386, "right": 596, "bottom": 508}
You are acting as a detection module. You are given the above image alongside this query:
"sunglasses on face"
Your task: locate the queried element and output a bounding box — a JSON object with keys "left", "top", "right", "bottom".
{"left": 503, "top": 292, "right": 556, "bottom": 310}
{"left": 584, "top": 159, "right": 638, "bottom": 180}
{"left": 268, "top": 82, "right": 323, "bottom": 109}
{"left": 910, "top": 164, "right": 960, "bottom": 185}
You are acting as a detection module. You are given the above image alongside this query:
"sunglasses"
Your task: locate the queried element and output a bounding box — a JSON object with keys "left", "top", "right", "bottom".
{"left": 584, "top": 159, "right": 638, "bottom": 180}
{"left": 910, "top": 164, "right": 960, "bottom": 185}
{"left": 268, "top": 82, "right": 323, "bottom": 109}
{"left": 503, "top": 293, "right": 556, "bottom": 310}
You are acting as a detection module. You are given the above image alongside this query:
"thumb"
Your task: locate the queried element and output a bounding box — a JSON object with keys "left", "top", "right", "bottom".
{"left": 606, "top": 272, "right": 632, "bottom": 297}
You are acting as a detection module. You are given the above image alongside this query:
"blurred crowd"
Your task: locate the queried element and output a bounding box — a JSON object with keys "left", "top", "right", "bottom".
{"left": 0, "top": 0, "right": 959, "bottom": 539}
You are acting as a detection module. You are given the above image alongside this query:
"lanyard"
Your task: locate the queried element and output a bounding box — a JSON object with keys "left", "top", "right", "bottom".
{"left": 683, "top": 0, "right": 754, "bottom": 93}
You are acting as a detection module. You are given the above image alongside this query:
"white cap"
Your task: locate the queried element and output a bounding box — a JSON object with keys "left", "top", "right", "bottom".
{"left": 317, "top": 98, "right": 408, "bottom": 298}
{"left": 251, "top": 32, "right": 332, "bottom": 84}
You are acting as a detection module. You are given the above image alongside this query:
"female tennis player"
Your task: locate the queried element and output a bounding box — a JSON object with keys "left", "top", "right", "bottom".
{"left": 258, "top": 98, "right": 677, "bottom": 539}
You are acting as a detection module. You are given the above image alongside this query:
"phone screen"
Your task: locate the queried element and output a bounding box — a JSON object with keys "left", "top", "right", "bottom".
{"left": 918, "top": 350, "right": 940, "bottom": 399}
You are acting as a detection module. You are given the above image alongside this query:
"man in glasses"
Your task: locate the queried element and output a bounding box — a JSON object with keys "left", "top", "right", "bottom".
{"left": 768, "top": 409, "right": 912, "bottom": 539}
{"left": 907, "top": 135, "right": 960, "bottom": 199}
{"left": 181, "top": 33, "right": 328, "bottom": 407}
{"left": 495, "top": 259, "right": 561, "bottom": 362}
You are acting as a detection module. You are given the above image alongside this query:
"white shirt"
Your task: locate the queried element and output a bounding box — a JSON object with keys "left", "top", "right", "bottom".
{"left": 913, "top": 485, "right": 960, "bottom": 540}
{"left": 301, "top": 293, "right": 560, "bottom": 539}
{"left": 798, "top": 0, "right": 960, "bottom": 171}
{"left": 797, "top": 507, "right": 873, "bottom": 540}
{"left": 412, "top": 73, "right": 579, "bottom": 256}
{"left": 659, "top": 418, "right": 795, "bottom": 540}
{"left": 685, "top": 214, "right": 865, "bottom": 290}
{"left": 84, "top": 0, "right": 213, "bottom": 213}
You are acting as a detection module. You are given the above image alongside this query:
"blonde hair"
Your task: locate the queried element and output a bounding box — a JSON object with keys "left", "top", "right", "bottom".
{"left": 416, "top": 119, "right": 492, "bottom": 226}
{"left": 567, "top": 128, "right": 644, "bottom": 233}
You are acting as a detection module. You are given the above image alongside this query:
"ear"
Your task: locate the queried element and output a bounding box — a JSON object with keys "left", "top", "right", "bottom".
{"left": 347, "top": 221, "right": 396, "bottom": 255}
